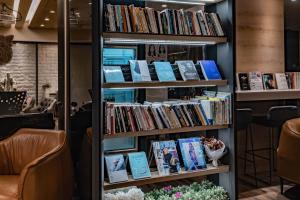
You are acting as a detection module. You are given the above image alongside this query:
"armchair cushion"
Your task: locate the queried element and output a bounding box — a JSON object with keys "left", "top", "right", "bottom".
{"left": 0, "top": 175, "right": 19, "bottom": 200}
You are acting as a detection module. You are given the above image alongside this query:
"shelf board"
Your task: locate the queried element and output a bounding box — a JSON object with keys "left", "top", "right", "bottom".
{"left": 103, "top": 80, "right": 228, "bottom": 89}
{"left": 104, "top": 125, "right": 229, "bottom": 139}
{"left": 236, "top": 89, "right": 300, "bottom": 101}
{"left": 103, "top": 32, "right": 227, "bottom": 46}
{"left": 132, "top": 0, "right": 225, "bottom": 5}
{"left": 104, "top": 165, "right": 230, "bottom": 190}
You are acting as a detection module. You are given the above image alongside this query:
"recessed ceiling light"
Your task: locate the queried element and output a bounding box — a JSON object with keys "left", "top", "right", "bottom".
{"left": 44, "top": 17, "right": 50, "bottom": 21}
{"left": 40, "top": 24, "right": 45, "bottom": 27}
{"left": 88, "top": 2, "right": 92, "bottom": 5}
{"left": 49, "top": 10, "right": 55, "bottom": 14}
{"left": 291, "top": 0, "right": 297, "bottom": 2}
{"left": 162, "top": 4, "right": 168, "bottom": 8}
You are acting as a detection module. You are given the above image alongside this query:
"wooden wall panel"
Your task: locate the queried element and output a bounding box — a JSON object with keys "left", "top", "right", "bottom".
{"left": 236, "top": 0, "right": 284, "bottom": 73}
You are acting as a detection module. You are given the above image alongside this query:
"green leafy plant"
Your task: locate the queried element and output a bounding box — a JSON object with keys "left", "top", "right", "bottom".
{"left": 145, "top": 180, "right": 229, "bottom": 200}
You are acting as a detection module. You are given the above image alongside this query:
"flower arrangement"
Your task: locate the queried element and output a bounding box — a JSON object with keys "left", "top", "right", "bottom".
{"left": 104, "top": 187, "right": 144, "bottom": 200}
{"left": 145, "top": 180, "right": 229, "bottom": 200}
{"left": 202, "top": 137, "right": 226, "bottom": 167}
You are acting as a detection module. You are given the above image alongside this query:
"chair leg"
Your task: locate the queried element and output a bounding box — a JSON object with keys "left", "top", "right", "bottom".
{"left": 269, "top": 128, "right": 273, "bottom": 185}
{"left": 249, "top": 125, "right": 258, "bottom": 187}
{"left": 244, "top": 128, "right": 249, "bottom": 175}
{"left": 280, "top": 177, "right": 284, "bottom": 195}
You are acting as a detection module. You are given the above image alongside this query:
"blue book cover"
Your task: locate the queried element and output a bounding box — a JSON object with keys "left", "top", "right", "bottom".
{"left": 129, "top": 60, "right": 151, "bottom": 82}
{"left": 152, "top": 140, "right": 181, "bottom": 175}
{"left": 103, "top": 66, "right": 125, "bottom": 83}
{"left": 178, "top": 137, "right": 207, "bottom": 171}
{"left": 128, "top": 152, "right": 151, "bottom": 180}
{"left": 154, "top": 62, "right": 176, "bottom": 82}
{"left": 105, "top": 154, "right": 128, "bottom": 183}
{"left": 198, "top": 60, "right": 222, "bottom": 80}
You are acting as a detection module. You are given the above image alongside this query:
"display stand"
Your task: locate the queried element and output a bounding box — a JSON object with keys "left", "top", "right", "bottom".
{"left": 0, "top": 91, "right": 27, "bottom": 115}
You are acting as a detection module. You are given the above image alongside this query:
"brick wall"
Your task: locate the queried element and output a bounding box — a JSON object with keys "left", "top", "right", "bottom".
{"left": 0, "top": 43, "right": 58, "bottom": 102}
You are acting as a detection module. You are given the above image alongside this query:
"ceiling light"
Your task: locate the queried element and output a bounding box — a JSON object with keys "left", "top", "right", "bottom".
{"left": 40, "top": 24, "right": 44, "bottom": 27}
{"left": 162, "top": 4, "right": 168, "bottom": 8}
{"left": 44, "top": 17, "right": 50, "bottom": 21}
{"left": 291, "top": 0, "right": 297, "bottom": 2}
{"left": 13, "top": 0, "right": 20, "bottom": 18}
{"left": 88, "top": 2, "right": 92, "bottom": 5}
{"left": 26, "top": 0, "right": 41, "bottom": 23}
{"left": 70, "top": 8, "right": 79, "bottom": 25}
{"left": 49, "top": 10, "right": 55, "bottom": 14}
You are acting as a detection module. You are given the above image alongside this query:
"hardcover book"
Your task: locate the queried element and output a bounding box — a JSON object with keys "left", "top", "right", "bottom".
{"left": 105, "top": 154, "right": 128, "bottom": 183}
{"left": 128, "top": 152, "right": 151, "bottom": 180}
{"left": 237, "top": 73, "right": 250, "bottom": 90}
{"left": 152, "top": 140, "right": 181, "bottom": 175}
{"left": 275, "top": 73, "right": 289, "bottom": 90}
{"left": 178, "top": 137, "right": 207, "bottom": 171}
{"left": 262, "top": 73, "right": 277, "bottom": 90}
{"left": 154, "top": 62, "right": 176, "bottom": 82}
{"left": 248, "top": 72, "right": 263, "bottom": 90}
{"left": 103, "top": 66, "right": 125, "bottom": 83}
{"left": 176, "top": 61, "right": 200, "bottom": 81}
{"left": 129, "top": 60, "right": 151, "bottom": 82}
{"left": 198, "top": 60, "right": 222, "bottom": 80}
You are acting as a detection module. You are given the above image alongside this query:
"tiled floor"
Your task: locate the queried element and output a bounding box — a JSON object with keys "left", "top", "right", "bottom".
{"left": 239, "top": 185, "right": 290, "bottom": 200}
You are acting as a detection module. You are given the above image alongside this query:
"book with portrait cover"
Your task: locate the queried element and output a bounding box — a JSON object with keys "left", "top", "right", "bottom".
{"left": 198, "top": 60, "right": 222, "bottom": 80}
{"left": 154, "top": 61, "right": 176, "bottom": 82}
{"left": 152, "top": 140, "right": 181, "bottom": 176}
{"left": 262, "top": 73, "right": 277, "bottom": 90}
{"left": 129, "top": 60, "right": 152, "bottom": 82}
{"left": 176, "top": 61, "right": 200, "bottom": 81}
{"left": 128, "top": 152, "right": 151, "bottom": 180}
{"left": 178, "top": 137, "right": 207, "bottom": 171}
{"left": 103, "top": 66, "right": 125, "bottom": 83}
{"left": 105, "top": 154, "right": 128, "bottom": 183}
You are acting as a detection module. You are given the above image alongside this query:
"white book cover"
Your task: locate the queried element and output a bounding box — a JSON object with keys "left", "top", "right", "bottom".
{"left": 275, "top": 73, "right": 288, "bottom": 90}
{"left": 248, "top": 71, "right": 264, "bottom": 90}
{"left": 130, "top": 60, "right": 151, "bottom": 82}
{"left": 137, "top": 60, "right": 151, "bottom": 82}
{"left": 176, "top": 61, "right": 200, "bottom": 81}
{"left": 105, "top": 154, "right": 128, "bottom": 183}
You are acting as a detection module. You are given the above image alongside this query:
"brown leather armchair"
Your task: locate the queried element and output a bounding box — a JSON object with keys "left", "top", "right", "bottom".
{"left": 278, "top": 118, "right": 300, "bottom": 194}
{"left": 0, "top": 129, "right": 73, "bottom": 200}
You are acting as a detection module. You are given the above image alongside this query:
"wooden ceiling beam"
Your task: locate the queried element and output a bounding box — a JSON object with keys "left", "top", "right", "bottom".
{"left": 15, "top": 0, "right": 32, "bottom": 28}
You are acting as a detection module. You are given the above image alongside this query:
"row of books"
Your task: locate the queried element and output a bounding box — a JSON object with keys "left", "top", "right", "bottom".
{"left": 105, "top": 92, "right": 231, "bottom": 134}
{"left": 104, "top": 60, "right": 223, "bottom": 83}
{"left": 105, "top": 4, "right": 225, "bottom": 37}
{"left": 105, "top": 137, "right": 208, "bottom": 183}
{"left": 237, "top": 72, "right": 300, "bottom": 91}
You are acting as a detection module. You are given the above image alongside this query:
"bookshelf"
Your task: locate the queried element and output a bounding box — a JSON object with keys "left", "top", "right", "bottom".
{"left": 103, "top": 80, "right": 228, "bottom": 89}
{"left": 92, "top": 0, "right": 235, "bottom": 199}
{"left": 236, "top": 89, "right": 300, "bottom": 101}
{"left": 104, "top": 165, "right": 230, "bottom": 190}
{"left": 104, "top": 125, "right": 229, "bottom": 139}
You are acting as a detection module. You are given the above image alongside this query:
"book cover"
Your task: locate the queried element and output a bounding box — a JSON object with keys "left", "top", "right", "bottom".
{"left": 178, "top": 137, "right": 207, "bottom": 171}
{"left": 237, "top": 73, "right": 250, "bottom": 90}
{"left": 176, "top": 61, "right": 200, "bottom": 81}
{"left": 249, "top": 72, "right": 264, "bottom": 90}
{"left": 154, "top": 62, "right": 176, "bottom": 82}
{"left": 275, "top": 73, "right": 289, "bottom": 90}
{"left": 129, "top": 60, "right": 151, "bottom": 82}
{"left": 103, "top": 66, "right": 125, "bottom": 83}
{"left": 128, "top": 152, "right": 151, "bottom": 180}
{"left": 105, "top": 154, "right": 128, "bottom": 183}
{"left": 262, "top": 73, "right": 277, "bottom": 90}
{"left": 152, "top": 140, "right": 181, "bottom": 175}
{"left": 198, "top": 60, "right": 222, "bottom": 80}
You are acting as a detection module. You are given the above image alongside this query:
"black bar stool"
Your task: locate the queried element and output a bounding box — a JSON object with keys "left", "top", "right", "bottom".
{"left": 237, "top": 108, "right": 258, "bottom": 187}
{"left": 252, "top": 105, "right": 299, "bottom": 185}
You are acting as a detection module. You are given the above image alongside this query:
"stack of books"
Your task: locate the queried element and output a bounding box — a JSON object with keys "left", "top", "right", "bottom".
{"left": 105, "top": 4, "right": 225, "bottom": 37}
{"left": 236, "top": 72, "right": 300, "bottom": 91}
{"left": 105, "top": 92, "right": 231, "bottom": 135}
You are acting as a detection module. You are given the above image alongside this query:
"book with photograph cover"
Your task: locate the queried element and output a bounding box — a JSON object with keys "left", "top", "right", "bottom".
{"left": 249, "top": 72, "right": 264, "bottom": 90}
{"left": 178, "top": 137, "right": 207, "bottom": 171}
{"left": 262, "top": 73, "right": 277, "bottom": 90}
{"left": 152, "top": 140, "right": 181, "bottom": 175}
{"left": 176, "top": 61, "right": 200, "bottom": 81}
{"left": 129, "top": 60, "right": 151, "bottom": 82}
{"left": 103, "top": 66, "right": 125, "bottom": 83}
{"left": 154, "top": 62, "right": 176, "bottom": 82}
{"left": 198, "top": 60, "right": 222, "bottom": 80}
{"left": 105, "top": 154, "right": 128, "bottom": 183}
{"left": 237, "top": 73, "right": 250, "bottom": 90}
{"left": 128, "top": 152, "right": 151, "bottom": 180}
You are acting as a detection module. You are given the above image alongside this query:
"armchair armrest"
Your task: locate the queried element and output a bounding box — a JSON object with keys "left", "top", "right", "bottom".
{"left": 18, "top": 140, "right": 73, "bottom": 200}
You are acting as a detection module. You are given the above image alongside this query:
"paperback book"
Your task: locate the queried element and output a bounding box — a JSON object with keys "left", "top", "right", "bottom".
{"left": 178, "top": 137, "right": 207, "bottom": 171}
{"left": 176, "top": 61, "right": 200, "bottom": 81}
{"left": 275, "top": 73, "right": 288, "bottom": 90}
{"left": 128, "top": 152, "right": 151, "bottom": 180}
{"left": 153, "top": 61, "right": 176, "bottom": 82}
{"left": 129, "top": 60, "right": 152, "bottom": 82}
{"left": 236, "top": 73, "right": 250, "bottom": 90}
{"left": 103, "top": 66, "right": 125, "bottom": 83}
{"left": 152, "top": 140, "right": 181, "bottom": 174}
{"left": 198, "top": 60, "right": 222, "bottom": 80}
{"left": 249, "top": 72, "right": 264, "bottom": 90}
{"left": 105, "top": 154, "right": 128, "bottom": 183}
{"left": 262, "top": 73, "right": 277, "bottom": 90}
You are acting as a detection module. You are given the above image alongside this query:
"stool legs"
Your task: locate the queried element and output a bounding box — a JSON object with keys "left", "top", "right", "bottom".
{"left": 269, "top": 128, "right": 273, "bottom": 185}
